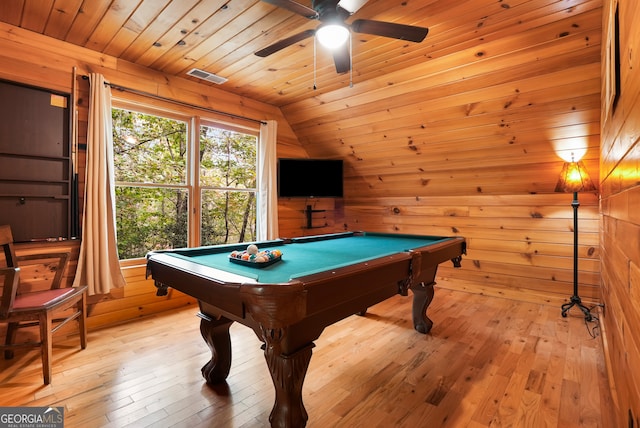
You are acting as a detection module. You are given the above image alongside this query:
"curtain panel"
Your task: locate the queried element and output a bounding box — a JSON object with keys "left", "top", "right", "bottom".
{"left": 73, "top": 73, "right": 126, "bottom": 295}
{"left": 258, "top": 120, "right": 279, "bottom": 240}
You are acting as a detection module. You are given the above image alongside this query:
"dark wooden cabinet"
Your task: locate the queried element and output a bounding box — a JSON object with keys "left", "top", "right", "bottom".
{"left": 0, "top": 80, "right": 72, "bottom": 242}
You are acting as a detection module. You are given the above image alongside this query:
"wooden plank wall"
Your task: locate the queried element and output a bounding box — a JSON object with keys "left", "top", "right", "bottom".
{"left": 281, "top": 1, "right": 603, "bottom": 307}
{"left": 278, "top": 197, "right": 345, "bottom": 238}
{"left": 0, "top": 22, "right": 310, "bottom": 330}
{"left": 0, "top": 5, "right": 605, "bottom": 325}
{"left": 599, "top": 0, "right": 640, "bottom": 426}
{"left": 344, "top": 194, "right": 600, "bottom": 306}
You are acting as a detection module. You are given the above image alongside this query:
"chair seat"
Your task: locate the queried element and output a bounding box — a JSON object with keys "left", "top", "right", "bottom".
{"left": 12, "top": 288, "right": 79, "bottom": 311}
{"left": 1, "top": 224, "right": 87, "bottom": 384}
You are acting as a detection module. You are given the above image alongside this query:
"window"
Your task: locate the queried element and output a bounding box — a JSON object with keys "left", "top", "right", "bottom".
{"left": 199, "top": 123, "right": 257, "bottom": 246}
{"left": 112, "top": 105, "right": 258, "bottom": 259}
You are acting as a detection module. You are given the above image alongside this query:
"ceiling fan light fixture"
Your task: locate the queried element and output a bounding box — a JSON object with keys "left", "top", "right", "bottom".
{"left": 316, "top": 24, "right": 349, "bottom": 49}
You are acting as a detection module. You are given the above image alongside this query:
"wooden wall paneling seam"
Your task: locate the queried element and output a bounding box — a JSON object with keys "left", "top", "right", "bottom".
{"left": 102, "top": 0, "right": 204, "bottom": 65}
{"left": 101, "top": 0, "right": 172, "bottom": 58}
{"left": 116, "top": 0, "right": 201, "bottom": 62}
{"left": 339, "top": 152, "right": 599, "bottom": 178}
{"left": 377, "top": 214, "right": 599, "bottom": 233}
{"left": 19, "top": 0, "right": 53, "bottom": 33}
{"left": 43, "top": 0, "right": 85, "bottom": 40}
{"left": 346, "top": 193, "right": 600, "bottom": 206}
{"left": 64, "top": 0, "right": 125, "bottom": 46}
{"left": 152, "top": 0, "right": 278, "bottom": 74}
{"left": 196, "top": 12, "right": 314, "bottom": 79}
{"left": 275, "top": 2, "right": 603, "bottom": 108}
{"left": 441, "top": 237, "right": 596, "bottom": 258}
{"left": 293, "top": 74, "right": 601, "bottom": 138}
{"left": 440, "top": 261, "right": 601, "bottom": 290}
{"left": 0, "top": 0, "right": 23, "bottom": 26}
{"left": 290, "top": 80, "right": 601, "bottom": 148}
{"left": 83, "top": 1, "right": 141, "bottom": 53}
{"left": 0, "top": 22, "right": 118, "bottom": 70}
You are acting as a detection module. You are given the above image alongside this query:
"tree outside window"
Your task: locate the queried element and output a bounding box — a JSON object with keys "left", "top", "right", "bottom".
{"left": 200, "top": 124, "right": 257, "bottom": 246}
{"left": 112, "top": 107, "right": 258, "bottom": 259}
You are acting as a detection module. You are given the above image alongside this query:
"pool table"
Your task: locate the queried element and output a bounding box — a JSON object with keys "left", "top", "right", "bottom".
{"left": 146, "top": 231, "right": 465, "bottom": 428}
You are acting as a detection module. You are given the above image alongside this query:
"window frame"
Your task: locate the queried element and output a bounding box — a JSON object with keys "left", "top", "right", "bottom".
{"left": 111, "top": 98, "right": 260, "bottom": 259}
{"left": 197, "top": 118, "right": 259, "bottom": 247}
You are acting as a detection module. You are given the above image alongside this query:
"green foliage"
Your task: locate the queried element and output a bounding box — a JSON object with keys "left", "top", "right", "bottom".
{"left": 112, "top": 109, "right": 187, "bottom": 184}
{"left": 112, "top": 108, "right": 257, "bottom": 259}
{"left": 115, "top": 187, "right": 188, "bottom": 258}
{"left": 199, "top": 125, "right": 256, "bottom": 189}
{"left": 201, "top": 190, "right": 256, "bottom": 246}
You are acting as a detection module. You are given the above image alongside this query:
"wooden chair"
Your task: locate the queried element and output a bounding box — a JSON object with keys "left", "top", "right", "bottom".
{"left": 0, "top": 224, "right": 87, "bottom": 384}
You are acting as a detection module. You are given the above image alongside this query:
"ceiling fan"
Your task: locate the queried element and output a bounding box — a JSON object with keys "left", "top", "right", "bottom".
{"left": 255, "top": 0, "right": 429, "bottom": 74}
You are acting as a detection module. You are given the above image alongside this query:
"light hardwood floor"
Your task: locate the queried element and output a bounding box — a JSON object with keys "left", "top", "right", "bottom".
{"left": 0, "top": 288, "right": 615, "bottom": 427}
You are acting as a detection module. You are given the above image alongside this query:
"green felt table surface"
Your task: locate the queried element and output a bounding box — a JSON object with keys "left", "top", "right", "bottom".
{"left": 162, "top": 232, "right": 451, "bottom": 284}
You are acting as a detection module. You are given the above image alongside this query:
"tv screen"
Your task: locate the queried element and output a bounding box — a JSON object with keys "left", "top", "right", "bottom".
{"left": 278, "top": 158, "right": 343, "bottom": 198}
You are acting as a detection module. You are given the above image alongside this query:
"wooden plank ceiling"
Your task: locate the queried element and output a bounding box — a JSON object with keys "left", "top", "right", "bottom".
{"left": 0, "top": 0, "right": 601, "bottom": 196}
{"left": 0, "top": 0, "right": 435, "bottom": 107}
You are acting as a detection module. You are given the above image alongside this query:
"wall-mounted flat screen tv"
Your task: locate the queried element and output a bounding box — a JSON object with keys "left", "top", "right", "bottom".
{"left": 278, "top": 158, "right": 343, "bottom": 198}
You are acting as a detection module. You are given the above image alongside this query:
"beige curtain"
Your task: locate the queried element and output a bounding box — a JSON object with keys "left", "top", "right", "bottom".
{"left": 258, "top": 120, "right": 279, "bottom": 240}
{"left": 73, "top": 73, "right": 126, "bottom": 295}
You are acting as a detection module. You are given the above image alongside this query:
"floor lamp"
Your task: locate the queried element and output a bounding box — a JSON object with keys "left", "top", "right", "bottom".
{"left": 555, "top": 157, "right": 597, "bottom": 321}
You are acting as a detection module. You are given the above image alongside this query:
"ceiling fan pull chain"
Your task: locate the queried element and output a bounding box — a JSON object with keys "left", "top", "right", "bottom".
{"left": 349, "top": 31, "right": 353, "bottom": 88}
{"left": 313, "top": 36, "right": 317, "bottom": 90}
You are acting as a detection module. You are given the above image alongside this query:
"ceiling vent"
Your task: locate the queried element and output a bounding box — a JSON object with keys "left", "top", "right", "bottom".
{"left": 186, "top": 68, "right": 228, "bottom": 84}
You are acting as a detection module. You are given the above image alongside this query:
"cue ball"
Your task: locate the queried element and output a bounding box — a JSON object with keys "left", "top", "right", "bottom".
{"left": 247, "top": 244, "right": 259, "bottom": 255}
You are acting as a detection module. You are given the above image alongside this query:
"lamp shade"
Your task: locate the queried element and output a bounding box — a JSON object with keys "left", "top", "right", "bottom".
{"left": 316, "top": 24, "right": 350, "bottom": 49}
{"left": 554, "top": 161, "right": 596, "bottom": 193}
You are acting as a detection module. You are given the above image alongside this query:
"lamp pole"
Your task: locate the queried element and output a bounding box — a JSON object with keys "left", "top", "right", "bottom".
{"left": 560, "top": 191, "right": 593, "bottom": 321}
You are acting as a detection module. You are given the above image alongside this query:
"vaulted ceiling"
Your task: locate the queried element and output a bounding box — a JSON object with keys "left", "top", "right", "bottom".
{"left": 0, "top": 0, "right": 439, "bottom": 107}
{"left": 0, "top": 0, "right": 601, "bottom": 197}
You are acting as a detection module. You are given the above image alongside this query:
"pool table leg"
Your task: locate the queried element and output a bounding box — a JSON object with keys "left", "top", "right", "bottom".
{"left": 197, "top": 312, "right": 233, "bottom": 384}
{"left": 411, "top": 281, "right": 435, "bottom": 334}
{"left": 263, "top": 338, "right": 314, "bottom": 428}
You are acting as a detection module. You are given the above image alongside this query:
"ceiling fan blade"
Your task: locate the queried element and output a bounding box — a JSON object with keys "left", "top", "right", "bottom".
{"left": 332, "top": 43, "right": 351, "bottom": 73}
{"left": 351, "top": 19, "right": 429, "bottom": 43}
{"left": 260, "top": 0, "right": 319, "bottom": 19}
{"left": 255, "top": 29, "right": 316, "bottom": 57}
{"left": 337, "top": 0, "right": 369, "bottom": 15}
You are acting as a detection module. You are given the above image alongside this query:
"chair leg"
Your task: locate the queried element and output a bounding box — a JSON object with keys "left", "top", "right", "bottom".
{"left": 4, "top": 322, "right": 18, "bottom": 359}
{"left": 78, "top": 294, "right": 87, "bottom": 350}
{"left": 39, "top": 313, "right": 53, "bottom": 385}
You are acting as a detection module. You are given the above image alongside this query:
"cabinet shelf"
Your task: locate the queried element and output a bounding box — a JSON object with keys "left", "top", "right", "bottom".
{"left": 0, "top": 195, "right": 70, "bottom": 200}
{"left": 0, "top": 151, "right": 70, "bottom": 162}
{"left": 0, "top": 178, "right": 70, "bottom": 185}
{"left": 0, "top": 80, "right": 73, "bottom": 242}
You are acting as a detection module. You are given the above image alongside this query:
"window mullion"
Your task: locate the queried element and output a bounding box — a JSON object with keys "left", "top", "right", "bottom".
{"left": 190, "top": 116, "right": 201, "bottom": 248}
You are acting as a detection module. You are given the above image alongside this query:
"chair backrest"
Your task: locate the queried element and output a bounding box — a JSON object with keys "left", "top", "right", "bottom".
{"left": 0, "top": 225, "right": 18, "bottom": 268}
{"left": 0, "top": 266, "right": 19, "bottom": 319}
{"left": 0, "top": 225, "right": 19, "bottom": 319}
